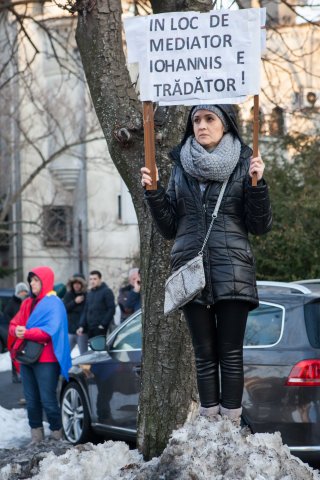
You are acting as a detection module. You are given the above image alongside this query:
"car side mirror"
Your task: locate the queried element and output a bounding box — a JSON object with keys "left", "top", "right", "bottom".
{"left": 88, "top": 335, "right": 107, "bottom": 351}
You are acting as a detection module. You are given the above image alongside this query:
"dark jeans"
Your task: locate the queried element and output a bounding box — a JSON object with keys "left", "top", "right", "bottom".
{"left": 182, "top": 301, "right": 249, "bottom": 410}
{"left": 20, "top": 362, "right": 61, "bottom": 431}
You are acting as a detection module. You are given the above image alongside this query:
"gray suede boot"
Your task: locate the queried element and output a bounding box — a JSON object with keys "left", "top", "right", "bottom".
{"left": 49, "top": 428, "right": 63, "bottom": 441}
{"left": 219, "top": 405, "right": 242, "bottom": 426}
{"left": 199, "top": 405, "right": 220, "bottom": 420}
{"left": 29, "top": 427, "right": 44, "bottom": 445}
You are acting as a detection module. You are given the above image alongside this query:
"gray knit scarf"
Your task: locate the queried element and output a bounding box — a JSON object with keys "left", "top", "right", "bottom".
{"left": 180, "top": 133, "right": 241, "bottom": 182}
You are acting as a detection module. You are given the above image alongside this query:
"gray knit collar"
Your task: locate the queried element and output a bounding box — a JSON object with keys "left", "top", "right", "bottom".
{"left": 180, "top": 133, "right": 241, "bottom": 183}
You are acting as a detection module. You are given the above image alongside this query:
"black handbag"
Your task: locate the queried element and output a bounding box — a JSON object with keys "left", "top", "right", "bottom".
{"left": 15, "top": 340, "right": 45, "bottom": 365}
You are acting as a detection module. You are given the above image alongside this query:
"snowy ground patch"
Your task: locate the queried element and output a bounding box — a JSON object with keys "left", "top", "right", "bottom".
{"left": 0, "top": 353, "right": 11, "bottom": 373}
{"left": 2, "top": 416, "right": 318, "bottom": 480}
{"left": 0, "top": 406, "right": 50, "bottom": 449}
{"left": 0, "top": 406, "right": 30, "bottom": 449}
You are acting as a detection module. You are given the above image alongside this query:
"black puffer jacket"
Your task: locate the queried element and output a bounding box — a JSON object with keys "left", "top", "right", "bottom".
{"left": 63, "top": 276, "right": 87, "bottom": 334}
{"left": 145, "top": 105, "right": 272, "bottom": 309}
{"left": 80, "top": 282, "right": 115, "bottom": 331}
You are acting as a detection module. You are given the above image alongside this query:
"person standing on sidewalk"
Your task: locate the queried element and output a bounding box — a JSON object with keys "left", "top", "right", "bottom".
{"left": 9, "top": 266, "right": 71, "bottom": 444}
{"left": 77, "top": 270, "right": 115, "bottom": 339}
{"left": 3, "top": 282, "right": 29, "bottom": 383}
{"left": 63, "top": 273, "right": 88, "bottom": 354}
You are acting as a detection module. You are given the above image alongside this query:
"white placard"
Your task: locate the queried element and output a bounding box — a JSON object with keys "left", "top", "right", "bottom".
{"left": 124, "top": 8, "right": 265, "bottom": 105}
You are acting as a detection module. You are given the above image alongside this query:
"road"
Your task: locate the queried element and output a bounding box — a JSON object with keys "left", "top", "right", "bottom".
{"left": 0, "top": 370, "right": 25, "bottom": 409}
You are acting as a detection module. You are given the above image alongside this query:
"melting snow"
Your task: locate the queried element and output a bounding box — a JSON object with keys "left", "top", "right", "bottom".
{"left": 1, "top": 416, "right": 316, "bottom": 480}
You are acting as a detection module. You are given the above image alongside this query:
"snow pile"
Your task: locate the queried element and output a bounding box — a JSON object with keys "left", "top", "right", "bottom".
{"left": 0, "top": 406, "right": 30, "bottom": 448}
{"left": 0, "top": 353, "right": 11, "bottom": 373}
{"left": 17, "top": 416, "right": 320, "bottom": 480}
{"left": 27, "top": 441, "right": 142, "bottom": 480}
{"left": 136, "top": 416, "right": 320, "bottom": 479}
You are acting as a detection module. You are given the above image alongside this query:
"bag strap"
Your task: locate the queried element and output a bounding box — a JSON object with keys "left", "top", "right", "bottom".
{"left": 199, "top": 177, "right": 229, "bottom": 256}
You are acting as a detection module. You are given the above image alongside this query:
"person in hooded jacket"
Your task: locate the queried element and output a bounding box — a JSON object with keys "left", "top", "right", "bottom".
{"left": 8, "top": 266, "right": 71, "bottom": 444}
{"left": 77, "top": 270, "right": 115, "bottom": 339}
{"left": 63, "top": 273, "right": 88, "bottom": 354}
{"left": 3, "top": 282, "right": 29, "bottom": 383}
{"left": 141, "top": 104, "right": 272, "bottom": 427}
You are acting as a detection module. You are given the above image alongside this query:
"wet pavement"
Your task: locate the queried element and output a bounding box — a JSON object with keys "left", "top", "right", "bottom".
{"left": 0, "top": 370, "right": 25, "bottom": 410}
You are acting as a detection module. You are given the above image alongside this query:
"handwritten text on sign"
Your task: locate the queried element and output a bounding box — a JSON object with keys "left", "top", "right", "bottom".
{"left": 124, "top": 9, "right": 263, "bottom": 104}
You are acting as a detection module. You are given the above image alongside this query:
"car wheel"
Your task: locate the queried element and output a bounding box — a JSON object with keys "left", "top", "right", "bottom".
{"left": 61, "top": 382, "right": 92, "bottom": 444}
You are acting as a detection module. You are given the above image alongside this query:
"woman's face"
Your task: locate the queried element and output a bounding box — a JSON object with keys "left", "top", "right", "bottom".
{"left": 73, "top": 281, "right": 82, "bottom": 292}
{"left": 193, "top": 109, "right": 225, "bottom": 150}
{"left": 30, "top": 276, "right": 42, "bottom": 296}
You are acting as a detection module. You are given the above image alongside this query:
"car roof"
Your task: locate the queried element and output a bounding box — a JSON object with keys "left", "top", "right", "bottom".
{"left": 257, "top": 281, "right": 320, "bottom": 305}
{"left": 291, "top": 279, "right": 320, "bottom": 294}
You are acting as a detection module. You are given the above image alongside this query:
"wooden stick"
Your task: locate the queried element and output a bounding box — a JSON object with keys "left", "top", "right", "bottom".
{"left": 252, "top": 94, "right": 259, "bottom": 187}
{"left": 143, "top": 101, "right": 157, "bottom": 191}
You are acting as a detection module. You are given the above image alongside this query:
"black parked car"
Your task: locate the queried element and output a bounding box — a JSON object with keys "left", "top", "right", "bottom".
{"left": 0, "top": 288, "right": 15, "bottom": 353}
{"left": 59, "top": 281, "right": 320, "bottom": 463}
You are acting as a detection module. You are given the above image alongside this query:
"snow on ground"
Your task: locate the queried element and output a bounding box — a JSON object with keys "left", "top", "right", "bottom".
{"left": 0, "top": 406, "right": 50, "bottom": 449}
{"left": 1, "top": 414, "right": 319, "bottom": 480}
{"left": 0, "top": 353, "right": 11, "bottom": 373}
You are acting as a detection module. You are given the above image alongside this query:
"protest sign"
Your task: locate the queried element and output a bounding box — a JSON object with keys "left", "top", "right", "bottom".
{"left": 124, "top": 8, "right": 265, "bottom": 188}
{"left": 124, "top": 8, "right": 265, "bottom": 104}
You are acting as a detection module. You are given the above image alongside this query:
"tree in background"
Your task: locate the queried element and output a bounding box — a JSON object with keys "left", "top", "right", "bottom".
{"left": 252, "top": 131, "right": 320, "bottom": 281}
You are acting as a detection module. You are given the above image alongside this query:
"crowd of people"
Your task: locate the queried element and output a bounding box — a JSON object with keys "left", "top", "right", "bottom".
{"left": 5, "top": 267, "right": 141, "bottom": 360}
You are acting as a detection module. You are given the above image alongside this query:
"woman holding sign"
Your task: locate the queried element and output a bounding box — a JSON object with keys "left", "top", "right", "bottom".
{"left": 141, "top": 104, "right": 272, "bottom": 426}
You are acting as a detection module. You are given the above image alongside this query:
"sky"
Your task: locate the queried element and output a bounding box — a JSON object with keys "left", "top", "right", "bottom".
{"left": 1, "top": 352, "right": 320, "bottom": 479}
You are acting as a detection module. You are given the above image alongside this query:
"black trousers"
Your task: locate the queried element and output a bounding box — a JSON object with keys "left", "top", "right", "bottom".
{"left": 182, "top": 301, "right": 249, "bottom": 409}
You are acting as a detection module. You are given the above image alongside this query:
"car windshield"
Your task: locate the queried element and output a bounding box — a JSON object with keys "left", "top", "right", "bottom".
{"left": 111, "top": 313, "right": 142, "bottom": 351}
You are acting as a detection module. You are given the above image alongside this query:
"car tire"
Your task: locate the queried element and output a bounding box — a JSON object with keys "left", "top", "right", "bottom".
{"left": 61, "top": 382, "right": 92, "bottom": 444}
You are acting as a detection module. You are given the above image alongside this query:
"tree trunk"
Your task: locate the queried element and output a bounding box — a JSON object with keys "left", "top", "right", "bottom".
{"left": 75, "top": 0, "right": 211, "bottom": 460}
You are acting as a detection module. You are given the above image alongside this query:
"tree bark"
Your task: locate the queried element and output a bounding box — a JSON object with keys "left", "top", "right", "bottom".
{"left": 75, "top": 0, "right": 211, "bottom": 460}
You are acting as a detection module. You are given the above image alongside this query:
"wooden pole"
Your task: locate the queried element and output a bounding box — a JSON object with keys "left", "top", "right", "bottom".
{"left": 252, "top": 94, "right": 259, "bottom": 187}
{"left": 143, "top": 101, "right": 157, "bottom": 191}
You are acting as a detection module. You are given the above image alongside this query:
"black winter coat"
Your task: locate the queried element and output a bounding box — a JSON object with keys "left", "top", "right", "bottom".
{"left": 63, "top": 291, "right": 87, "bottom": 334}
{"left": 80, "top": 282, "right": 115, "bottom": 331}
{"left": 3, "top": 296, "right": 22, "bottom": 324}
{"left": 145, "top": 107, "right": 272, "bottom": 309}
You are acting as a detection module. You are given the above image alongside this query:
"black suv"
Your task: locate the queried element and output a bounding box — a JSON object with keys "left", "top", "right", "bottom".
{"left": 59, "top": 281, "right": 320, "bottom": 464}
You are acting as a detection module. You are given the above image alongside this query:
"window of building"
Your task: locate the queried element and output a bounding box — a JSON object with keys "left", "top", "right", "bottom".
{"left": 43, "top": 206, "right": 73, "bottom": 247}
{"left": 118, "top": 180, "right": 138, "bottom": 225}
{"left": 269, "top": 107, "right": 285, "bottom": 136}
{"left": 249, "top": 106, "right": 266, "bottom": 134}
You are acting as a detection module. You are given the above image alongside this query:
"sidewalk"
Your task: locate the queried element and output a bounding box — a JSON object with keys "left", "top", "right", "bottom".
{"left": 0, "top": 370, "right": 24, "bottom": 409}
